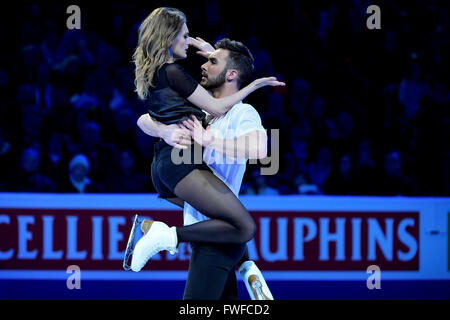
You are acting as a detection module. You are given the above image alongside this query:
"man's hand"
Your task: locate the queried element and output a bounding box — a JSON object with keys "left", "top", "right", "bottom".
{"left": 182, "top": 115, "right": 215, "bottom": 147}
{"left": 160, "top": 123, "right": 193, "bottom": 149}
{"left": 189, "top": 36, "right": 215, "bottom": 58}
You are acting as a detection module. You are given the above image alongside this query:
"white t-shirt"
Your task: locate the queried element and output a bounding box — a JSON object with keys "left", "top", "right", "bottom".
{"left": 183, "top": 101, "right": 265, "bottom": 226}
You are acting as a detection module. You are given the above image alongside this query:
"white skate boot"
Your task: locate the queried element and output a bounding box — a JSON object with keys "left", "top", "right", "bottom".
{"left": 238, "top": 260, "right": 274, "bottom": 300}
{"left": 130, "top": 219, "right": 178, "bottom": 272}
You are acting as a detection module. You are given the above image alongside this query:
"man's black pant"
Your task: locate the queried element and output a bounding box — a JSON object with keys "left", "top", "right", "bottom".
{"left": 183, "top": 242, "right": 247, "bottom": 300}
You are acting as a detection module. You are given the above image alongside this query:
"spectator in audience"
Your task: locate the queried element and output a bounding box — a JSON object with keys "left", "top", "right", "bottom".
{"left": 59, "top": 153, "right": 101, "bottom": 193}
{"left": 289, "top": 78, "right": 311, "bottom": 121}
{"left": 374, "top": 150, "right": 418, "bottom": 196}
{"left": 398, "top": 61, "right": 428, "bottom": 121}
{"left": 295, "top": 172, "right": 319, "bottom": 195}
{"left": 254, "top": 175, "right": 280, "bottom": 196}
{"left": 12, "top": 146, "right": 56, "bottom": 192}
{"left": 242, "top": 169, "right": 280, "bottom": 195}
{"left": 306, "top": 146, "right": 331, "bottom": 192}
{"left": 322, "top": 152, "right": 358, "bottom": 195}
{"left": 246, "top": 35, "right": 274, "bottom": 79}
{"left": 307, "top": 95, "right": 327, "bottom": 145}
{"left": 0, "top": 128, "right": 13, "bottom": 191}
{"left": 72, "top": 120, "right": 120, "bottom": 185}
{"left": 41, "top": 133, "right": 69, "bottom": 188}
{"left": 3, "top": 2, "right": 448, "bottom": 196}
{"left": 354, "top": 139, "right": 376, "bottom": 195}
{"left": 262, "top": 91, "right": 287, "bottom": 129}
{"left": 108, "top": 149, "right": 146, "bottom": 193}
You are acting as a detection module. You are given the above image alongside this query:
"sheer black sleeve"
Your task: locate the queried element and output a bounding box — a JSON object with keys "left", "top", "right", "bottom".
{"left": 164, "top": 63, "right": 199, "bottom": 99}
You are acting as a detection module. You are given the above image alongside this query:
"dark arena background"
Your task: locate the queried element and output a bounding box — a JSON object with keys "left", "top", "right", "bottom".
{"left": 0, "top": 0, "right": 449, "bottom": 310}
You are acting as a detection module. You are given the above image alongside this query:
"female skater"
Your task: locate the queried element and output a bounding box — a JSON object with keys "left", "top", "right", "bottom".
{"left": 130, "top": 7, "right": 284, "bottom": 272}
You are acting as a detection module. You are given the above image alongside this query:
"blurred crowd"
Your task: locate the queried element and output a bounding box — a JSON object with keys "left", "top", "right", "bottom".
{"left": 0, "top": 1, "right": 449, "bottom": 196}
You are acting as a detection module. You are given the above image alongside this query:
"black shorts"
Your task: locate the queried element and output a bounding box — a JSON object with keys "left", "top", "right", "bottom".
{"left": 151, "top": 139, "right": 212, "bottom": 199}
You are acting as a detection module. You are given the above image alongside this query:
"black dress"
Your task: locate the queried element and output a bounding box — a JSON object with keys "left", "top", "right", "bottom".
{"left": 148, "top": 63, "right": 206, "bottom": 125}
{"left": 148, "top": 63, "right": 211, "bottom": 198}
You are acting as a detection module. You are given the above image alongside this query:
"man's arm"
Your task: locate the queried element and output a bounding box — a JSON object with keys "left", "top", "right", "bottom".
{"left": 209, "top": 130, "right": 268, "bottom": 160}
{"left": 137, "top": 114, "right": 192, "bottom": 149}
{"left": 137, "top": 113, "right": 164, "bottom": 138}
{"left": 183, "top": 116, "right": 267, "bottom": 160}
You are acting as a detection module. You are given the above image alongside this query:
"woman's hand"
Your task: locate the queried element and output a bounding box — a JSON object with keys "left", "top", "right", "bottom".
{"left": 251, "top": 77, "right": 286, "bottom": 90}
{"left": 189, "top": 36, "right": 215, "bottom": 58}
{"left": 182, "top": 115, "right": 215, "bottom": 147}
{"left": 160, "top": 123, "right": 193, "bottom": 149}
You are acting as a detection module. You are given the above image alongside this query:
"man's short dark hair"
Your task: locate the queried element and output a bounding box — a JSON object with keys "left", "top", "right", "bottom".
{"left": 214, "top": 38, "right": 254, "bottom": 89}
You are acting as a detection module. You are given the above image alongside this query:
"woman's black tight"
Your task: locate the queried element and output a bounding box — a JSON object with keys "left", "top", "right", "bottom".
{"left": 174, "top": 169, "right": 256, "bottom": 244}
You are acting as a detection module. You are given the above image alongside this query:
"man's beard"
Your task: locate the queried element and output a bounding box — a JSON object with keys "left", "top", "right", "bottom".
{"left": 201, "top": 69, "right": 227, "bottom": 90}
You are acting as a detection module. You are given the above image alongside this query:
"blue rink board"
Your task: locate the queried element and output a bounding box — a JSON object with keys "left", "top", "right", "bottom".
{"left": 1, "top": 280, "right": 449, "bottom": 300}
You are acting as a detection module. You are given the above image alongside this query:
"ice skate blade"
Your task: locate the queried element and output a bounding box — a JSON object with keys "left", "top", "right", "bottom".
{"left": 123, "top": 214, "right": 141, "bottom": 271}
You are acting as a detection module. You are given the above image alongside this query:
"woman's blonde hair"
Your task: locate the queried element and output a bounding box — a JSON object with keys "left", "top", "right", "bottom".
{"left": 133, "top": 7, "right": 186, "bottom": 100}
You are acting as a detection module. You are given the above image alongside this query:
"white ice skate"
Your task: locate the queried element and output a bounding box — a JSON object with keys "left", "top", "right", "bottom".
{"left": 238, "top": 260, "right": 274, "bottom": 300}
{"left": 122, "top": 215, "right": 178, "bottom": 272}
